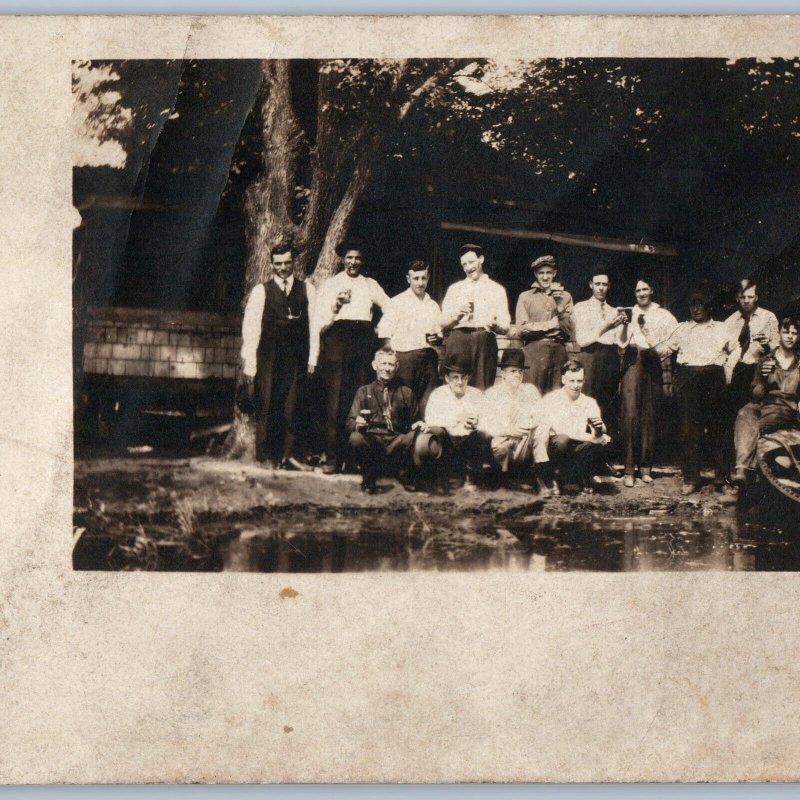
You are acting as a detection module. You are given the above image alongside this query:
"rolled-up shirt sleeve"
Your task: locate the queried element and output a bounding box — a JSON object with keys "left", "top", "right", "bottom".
{"left": 305, "top": 282, "right": 318, "bottom": 367}
{"left": 240, "top": 283, "right": 265, "bottom": 377}
{"left": 368, "top": 277, "right": 391, "bottom": 313}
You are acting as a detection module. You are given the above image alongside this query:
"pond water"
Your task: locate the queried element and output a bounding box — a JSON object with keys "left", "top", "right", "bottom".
{"left": 74, "top": 504, "right": 800, "bottom": 572}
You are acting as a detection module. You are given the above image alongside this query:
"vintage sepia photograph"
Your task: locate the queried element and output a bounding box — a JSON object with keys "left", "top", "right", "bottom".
{"left": 72, "top": 55, "right": 800, "bottom": 573}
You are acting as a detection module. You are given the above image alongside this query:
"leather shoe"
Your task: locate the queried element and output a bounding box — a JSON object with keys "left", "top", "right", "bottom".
{"left": 281, "top": 456, "right": 311, "bottom": 472}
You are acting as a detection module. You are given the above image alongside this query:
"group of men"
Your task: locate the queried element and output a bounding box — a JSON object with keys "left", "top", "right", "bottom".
{"left": 241, "top": 239, "right": 800, "bottom": 496}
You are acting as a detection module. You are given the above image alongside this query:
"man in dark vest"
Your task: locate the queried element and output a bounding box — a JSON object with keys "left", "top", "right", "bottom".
{"left": 241, "top": 241, "right": 316, "bottom": 469}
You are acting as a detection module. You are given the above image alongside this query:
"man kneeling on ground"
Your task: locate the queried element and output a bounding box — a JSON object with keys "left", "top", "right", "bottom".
{"left": 732, "top": 315, "right": 800, "bottom": 487}
{"left": 532, "top": 359, "right": 612, "bottom": 496}
{"left": 346, "top": 347, "right": 427, "bottom": 494}
{"left": 480, "top": 348, "right": 542, "bottom": 479}
{"left": 418, "top": 353, "right": 495, "bottom": 490}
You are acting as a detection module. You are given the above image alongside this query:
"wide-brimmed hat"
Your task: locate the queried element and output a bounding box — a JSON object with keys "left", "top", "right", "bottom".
{"left": 443, "top": 352, "right": 473, "bottom": 375}
{"left": 689, "top": 288, "right": 713, "bottom": 307}
{"left": 498, "top": 348, "right": 529, "bottom": 370}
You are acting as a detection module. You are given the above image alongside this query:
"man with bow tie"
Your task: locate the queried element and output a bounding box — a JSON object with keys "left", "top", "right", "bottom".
{"left": 240, "top": 241, "right": 316, "bottom": 469}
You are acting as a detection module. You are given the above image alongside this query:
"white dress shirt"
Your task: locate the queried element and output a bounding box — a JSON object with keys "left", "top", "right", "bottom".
{"left": 536, "top": 389, "right": 603, "bottom": 441}
{"left": 479, "top": 381, "right": 542, "bottom": 438}
{"left": 573, "top": 296, "right": 626, "bottom": 347}
{"left": 440, "top": 274, "right": 511, "bottom": 330}
{"left": 240, "top": 277, "right": 317, "bottom": 377}
{"left": 724, "top": 306, "right": 780, "bottom": 366}
{"left": 312, "top": 271, "right": 390, "bottom": 368}
{"left": 377, "top": 289, "right": 442, "bottom": 352}
{"left": 621, "top": 302, "right": 679, "bottom": 350}
{"left": 663, "top": 320, "right": 736, "bottom": 367}
{"left": 425, "top": 384, "right": 484, "bottom": 436}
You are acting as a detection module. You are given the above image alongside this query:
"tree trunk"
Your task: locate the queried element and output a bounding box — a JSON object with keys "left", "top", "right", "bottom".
{"left": 224, "top": 60, "right": 303, "bottom": 460}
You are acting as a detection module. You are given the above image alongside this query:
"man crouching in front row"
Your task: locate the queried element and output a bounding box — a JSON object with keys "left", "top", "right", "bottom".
{"left": 533, "top": 359, "right": 612, "bottom": 496}
{"left": 415, "top": 353, "right": 497, "bottom": 492}
{"left": 346, "top": 347, "right": 427, "bottom": 494}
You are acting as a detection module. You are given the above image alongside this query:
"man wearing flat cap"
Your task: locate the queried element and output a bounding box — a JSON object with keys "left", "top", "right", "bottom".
{"left": 656, "top": 287, "right": 738, "bottom": 495}
{"left": 439, "top": 243, "right": 511, "bottom": 390}
{"left": 313, "top": 239, "right": 390, "bottom": 473}
{"left": 420, "top": 352, "right": 495, "bottom": 489}
{"left": 515, "top": 255, "right": 575, "bottom": 394}
{"left": 480, "top": 349, "right": 543, "bottom": 475}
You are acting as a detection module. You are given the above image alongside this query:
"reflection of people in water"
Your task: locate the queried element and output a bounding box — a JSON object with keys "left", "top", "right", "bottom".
{"left": 732, "top": 315, "right": 800, "bottom": 487}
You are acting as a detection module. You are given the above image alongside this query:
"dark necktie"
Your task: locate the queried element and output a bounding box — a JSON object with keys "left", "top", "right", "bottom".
{"left": 382, "top": 386, "right": 394, "bottom": 432}
{"left": 738, "top": 316, "right": 751, "bottom": 354}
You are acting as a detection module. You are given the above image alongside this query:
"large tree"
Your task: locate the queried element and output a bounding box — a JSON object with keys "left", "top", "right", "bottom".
{"left": 242, "top": 59, "right": 469, "bottom": 291}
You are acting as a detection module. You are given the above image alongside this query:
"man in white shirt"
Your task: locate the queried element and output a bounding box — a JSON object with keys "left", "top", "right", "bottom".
{"left": 480, "top": 349, "right": 542, "bottom": 475}
{"left": 240, "top": 241, "right": 316, "bottom": 469}
{"left": 439, "top": 243, "right": 511, "bottom": 390}
{"left": 377, "top": 260, "right": 442, "bottom": 413}
{"left": 572, "top": 267, "right": 627, "bottom": 427}
{"left": 618, "top": 274, "right": 679, "bottom": 487}
{"left": 420, "top": 352, "right": 495, "bottom": 489}
{"left": 532, "top": 359, "right": 612, "bottom": 496}
{"left": 656, "top": 288, "right": 738, "bottom": 495}
{"left": 723, "top": 279, "right": 780, "bottom": 475}
{"left": 313, "top": 240, "right": 391, "bottom": 473}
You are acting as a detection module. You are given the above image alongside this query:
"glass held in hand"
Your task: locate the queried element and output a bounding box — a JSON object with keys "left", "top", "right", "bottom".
{"left": 588, "top": 416, "right": 604, "bottom": 435}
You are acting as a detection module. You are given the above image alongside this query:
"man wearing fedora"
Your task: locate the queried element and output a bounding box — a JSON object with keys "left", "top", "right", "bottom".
{"left": 313, "top": 239, "right": 391, "bottom": 473}
{"left": 532, "top": 359, "right": 612, "bottom": 496}
{"left": 515, "top": 255, "right": 575, "bottom": 394}
{"left": 480, "top": 349, "right": 543, "bottom": 475}
{"left": 439, "top": 243, "right": 511, "bottom": 390}
{"left": 420, "top": 352, "right": 495, "bottom": 489}
{"left": 346, "top": 347, "right": 427, "bottom": 494}
{"left": 655, "top": 287, "right": 737, "bottom": 495}
{"left": 240, "top": 240, "right": 316, "bottom": 470}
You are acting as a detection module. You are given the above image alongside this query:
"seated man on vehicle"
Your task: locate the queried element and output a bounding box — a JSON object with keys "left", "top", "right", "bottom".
{"left": 532, "top": 359, "right": 612, "bottom": 496}
{"left": 417, "top": 353, "right": 496, "bottom": 490}
{"left": 480, "top": 348, "right": 542, "bottom": 478}
{"left": 346, "top": 347, "right": 426, "bottom": 494}
{"left": 732, "top": 315, "right": 800, "bottom": 487}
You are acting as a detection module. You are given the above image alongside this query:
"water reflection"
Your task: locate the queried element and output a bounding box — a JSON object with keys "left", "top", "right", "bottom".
{"left": 210, "top": 511, "right": 800, "bottom": 573}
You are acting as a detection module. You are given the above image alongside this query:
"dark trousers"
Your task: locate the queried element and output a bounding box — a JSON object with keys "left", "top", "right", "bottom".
{"left": 580, "top": 343, "right": 621, "bottom": 436}
{"left": 675, "top": 364, "right": 727, "bottom": 484}
{"left": 348, "top": 429, "right": 417, "bottom": 483}
{"left": 444, "top": 328, "right": 497, "bottom": 390}
{"left": 522, "top": 338, "right": 568, "bottom": 394}
{"left": 254, "top": 328, "right": 307, "bottom": 463}
{"left": 425, "top": 426, "right": 494, "bottom": 480}
{"left": 396, "top": 348, "right": 439, "bottom": 414}
{"left": 320, "top": 321, "right": 376, "bottom": 464}
{"left": 734, "top": 402, "right": 799, "bottom": 470}
{"left": 619, "top": 351, "right": 661, "bottom": 474}
{"left": 724, "top": 361, "right": 758, "bottom": 471}
{"left": 547, "top": 434, "right": 606, "bottom": 487}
